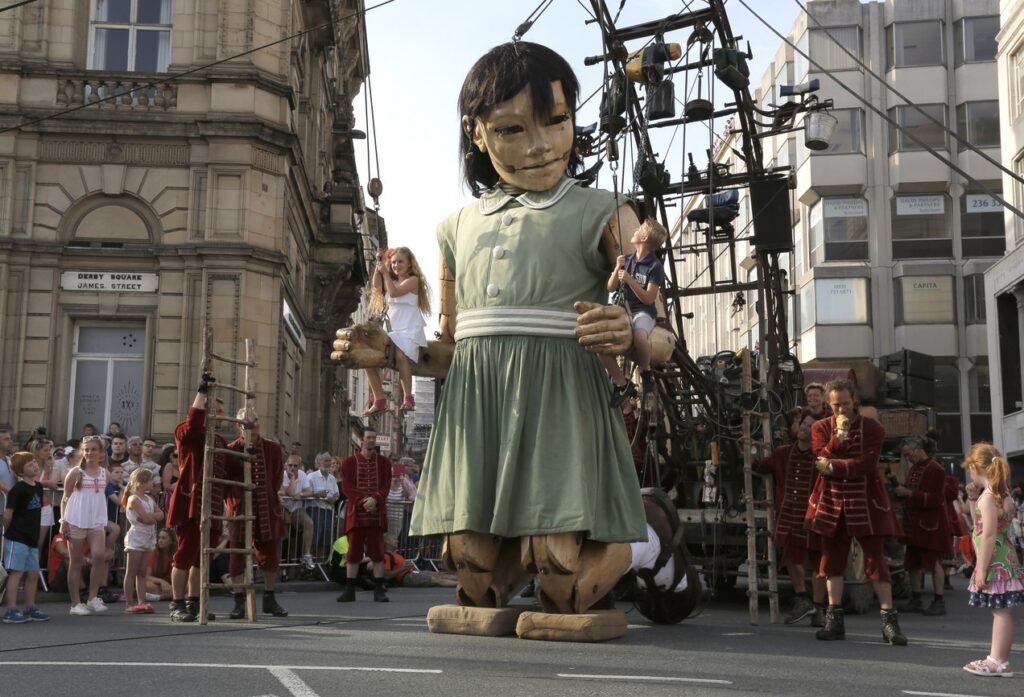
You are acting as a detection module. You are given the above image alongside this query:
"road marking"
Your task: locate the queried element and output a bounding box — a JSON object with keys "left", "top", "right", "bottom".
{"left": 903, "top": 691, "right": 994, "bottom": 697}
{"left": 0, "top": 661, "right": 441, "bottom": 674}
{"left": 722, "top": 632, "right": 753, "bottom": 636}
{"left": 270, "top": 668, "right": 320, "bottom": 697}
{"left": 557, "top": 673, "right": 732, "bottom": 685}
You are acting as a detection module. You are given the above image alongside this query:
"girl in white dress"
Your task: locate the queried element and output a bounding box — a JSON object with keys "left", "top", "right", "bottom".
{"left": 60, "top": 436, "right": 113, "bottom": 615}
{"left": 122, "top": 468, "right": 163, "bottom": 614}
{"left": 364, "top": 246, "right": 431, "bottom": 415}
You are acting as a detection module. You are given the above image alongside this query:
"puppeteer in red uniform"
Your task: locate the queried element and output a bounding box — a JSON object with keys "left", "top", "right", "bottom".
{"left": 337, "top": 428, "right": 393, "bottom": 603}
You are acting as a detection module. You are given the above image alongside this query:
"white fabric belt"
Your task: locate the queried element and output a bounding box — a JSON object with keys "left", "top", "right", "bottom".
{"left": 454, "top": 306, "right": 578, "bottom": 340}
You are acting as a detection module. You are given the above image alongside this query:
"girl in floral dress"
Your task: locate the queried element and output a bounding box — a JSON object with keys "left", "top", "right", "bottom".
{"left": 962, "top": 443, "right": 1024, "bottom": 677}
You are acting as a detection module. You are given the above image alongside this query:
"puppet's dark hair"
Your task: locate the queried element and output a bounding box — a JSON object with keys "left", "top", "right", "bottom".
{"left": 459, "top": 42, "right": 582, "bottom": 195}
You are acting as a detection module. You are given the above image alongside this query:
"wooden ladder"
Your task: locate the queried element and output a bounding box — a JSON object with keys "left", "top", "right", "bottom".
{"left": 198, "top": 328, "right": 258, "bottom": 625}
{"left": 741, "top": 350, "right": 780, "bottom": 625}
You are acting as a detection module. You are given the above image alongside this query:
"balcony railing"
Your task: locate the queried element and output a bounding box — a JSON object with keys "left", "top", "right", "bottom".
{"left": 56, "top": 75, "right": 178, "bottom": 111}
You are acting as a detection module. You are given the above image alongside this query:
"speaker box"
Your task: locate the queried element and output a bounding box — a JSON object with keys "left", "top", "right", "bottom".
{"left": 750, "top": 177, "right": 793, "bottom": 252}
{"left": 882, "top": 349, "right": 934, "bottom": 380}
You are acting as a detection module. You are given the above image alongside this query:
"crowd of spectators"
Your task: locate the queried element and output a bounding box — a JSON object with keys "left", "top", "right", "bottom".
{"left": 1, "top": 422, "right": 424, "bottom": 622}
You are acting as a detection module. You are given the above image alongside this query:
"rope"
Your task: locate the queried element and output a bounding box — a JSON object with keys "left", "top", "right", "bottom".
{"left": 0, "top": 0, "right": 38, "bottom": 12}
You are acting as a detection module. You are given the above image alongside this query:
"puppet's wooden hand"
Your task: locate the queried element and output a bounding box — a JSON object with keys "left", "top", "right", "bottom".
{"left": 331, "top": 323, "right": 390, "bottom": 368}
{"left": 574, "top": 301, "right": 633, "bottom": 355}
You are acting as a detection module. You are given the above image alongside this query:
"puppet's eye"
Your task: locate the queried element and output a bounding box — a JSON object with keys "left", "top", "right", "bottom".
{"left": 549, "top": 113, "right": 570, "bottom": 126}
{"left": 494, "top": 125, "right": 523, "bottom": 136}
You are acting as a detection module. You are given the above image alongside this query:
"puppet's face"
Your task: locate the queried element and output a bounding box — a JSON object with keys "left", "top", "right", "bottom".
{"left": 468, "top": 81, "right": 574, "bottom": 192}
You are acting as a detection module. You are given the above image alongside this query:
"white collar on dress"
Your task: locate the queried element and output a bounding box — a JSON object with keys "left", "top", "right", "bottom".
{"left": 478, "top": 177, "right": 580, "bottom": 215}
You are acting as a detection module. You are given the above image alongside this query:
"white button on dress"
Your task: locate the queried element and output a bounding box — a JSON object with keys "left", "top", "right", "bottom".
{"left": 486, "top": 283, "right": 499, "bottom": 298}
{"left": 501, "top": 213, "right": 514, "bottom": 226}
{"left": 492, "top": 246, "right": 506, "bottom": 259}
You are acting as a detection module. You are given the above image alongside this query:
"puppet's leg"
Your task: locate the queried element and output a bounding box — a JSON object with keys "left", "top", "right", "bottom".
{"left": 521, "top": 533, "right": 632, "bottom": 614}
{"left": 444, "top": 533, "right": 531, "bottom": 608}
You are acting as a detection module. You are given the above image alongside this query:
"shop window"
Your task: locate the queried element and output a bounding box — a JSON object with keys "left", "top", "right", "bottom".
{"left": 969, "top": 360, "right": 993, "bottom": 443}
{"left": 68, "top": 325, "right": 146, "bottom": 438}
{"left": 89, "top": 0, "right": 172, "bottom": 73}
{"left": 795, "top": 26, "right": 861, "bottom": 79}
{"left": 894, "top": 276, "right": 955, "bottom": 324}
{"left": 891, "top": 194, "right": 952, "bottom": 259}
{"left": 887, "top": 21, "right": 944, "bottom": 69}
{"left": 812, "top": 277, "right": 869, "bottom": 325}
{"left": 809, "top": 197, "right": 868, "bottom": 265}
{"left": 954, "top": 16, "right": 998, "bottom": 65}
{"left": 956, "top": 101, "right": 1000, "bottom": 150}
{"left": 889, "top": 104, "right": 947, "bottom": 152}
{"left": 997, "top": 293, "right": 1023, "bottom": 414}
{"left": 934, "top": 361, "right": 962, "bottom": 454}
{"left": 960, "top": 193, "right": 1006, "bottom": 257}
{"left": 963, "top": 274, "right": 987, "bottom": 324}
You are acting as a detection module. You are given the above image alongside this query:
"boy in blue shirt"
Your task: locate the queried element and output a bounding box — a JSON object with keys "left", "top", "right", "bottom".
{"left": 3, "top": 452, "right": 50, "bottom": 623}
{"left": 605, "top": 218, "right": 668, "bottom": 406}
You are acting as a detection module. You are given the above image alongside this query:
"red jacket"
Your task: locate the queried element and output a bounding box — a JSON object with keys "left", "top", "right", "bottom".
{"left": 168, "top": 407, "right": 235, "bottom": 527}
{"left": 341, "top": 452, "right": 392, "bottom": 533}
{"left": 902, "top": 457, "right": 952, "bottom": 552}
{"left": 944, "top": 474, "right": 967, "bottom": 537}
{"left": 807, "top": 414, "right": 900, "bottom": 538}
{"left": 753, "top": 443, "right": 822, "bottom": 549}
{"left": 225, "top": 436, "right": 285, "bottom": 542}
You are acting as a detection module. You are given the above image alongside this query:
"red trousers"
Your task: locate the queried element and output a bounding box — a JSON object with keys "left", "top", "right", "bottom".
{"left": 904, "top": 545, "right": 943, "bottom": 572}
{"left": 819, "top": 527, "right": 891, "bottom": 583}
{"left": 173, "top": 519, "right": 220, "bottom": 570}
{"left": 346, "top": 527, "right": 384, "bottom": 564}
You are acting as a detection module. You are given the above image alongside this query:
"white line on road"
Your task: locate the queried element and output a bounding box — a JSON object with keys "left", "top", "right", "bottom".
{"left": 903, "top": 691, "right": 995, "bottom": 697}
{"left": 0, "top": 661, "right": 441, "bottom": 674}
{"left": 722, "top": 632, "right": 754, "bottom": 636}
{"left": 558, "top": 673, "right": 733, "bottom": 685}
{"left": 270, "top": 668, "right": 321, "bottom": 697}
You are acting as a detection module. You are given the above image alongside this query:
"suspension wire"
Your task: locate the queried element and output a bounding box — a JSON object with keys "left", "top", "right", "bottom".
{"left": 736, "top": 0, "right": 1024, "bottom": 222}
{"left": 0, "top": 0, "right": 401, "bottom": 136}
{"left": 0, "top": 0, "right": 38, "bottom": 12}
{"left": 514, "top": 0, "right": 556, "bottom": 41}
{"left": 796, "top": 0, "right": 1024, "bottom": 188}
{"left": 574, "top": 0, "right": 598, "bottom": 21}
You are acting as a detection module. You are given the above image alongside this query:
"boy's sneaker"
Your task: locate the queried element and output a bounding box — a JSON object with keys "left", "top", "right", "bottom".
{"left": 3, "top": 608, "right": 29, "bottom": 624}
{"left": 302, "top": 554, "right": 316, "bottom": 570}
{"left": 86, "top": 597, "right": 109, "bottom": 613}
{"left": 609, "top": 380, "right": 638, "bottom": 409}
{"left": 23, "top": 607, "right": 49, "bottom": 622}
{"left": 69, "top": 603, "right": 92, "bottom": 616}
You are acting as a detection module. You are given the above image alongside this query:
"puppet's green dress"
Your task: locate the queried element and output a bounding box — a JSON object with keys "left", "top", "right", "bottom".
{"left": 409, "top": 178, "right": 646, "bottom": 543}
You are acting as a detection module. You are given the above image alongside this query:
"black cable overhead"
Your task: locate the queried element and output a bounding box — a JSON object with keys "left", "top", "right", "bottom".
{"left": 0, "top": 0, "right": 39, "bottom": 13}
{"left": 513, "top": 0, "right": 556, "bottom": 42}
{"left": 795, "top": 0, "right": 1024, "bottom": 188}
{"left": 0, "top": 0, "right": 400, "bottom": 136}
{"left": 737, "top": 0, "right": 1024, "bottom": 222}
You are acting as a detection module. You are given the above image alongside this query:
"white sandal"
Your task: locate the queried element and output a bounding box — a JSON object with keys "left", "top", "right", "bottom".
{"left": 963, "top": 656, "right": 1013, "bottom": 677}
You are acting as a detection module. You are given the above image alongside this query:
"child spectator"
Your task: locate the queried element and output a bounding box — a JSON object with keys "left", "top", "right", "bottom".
{"left": 2, "top": 452, "right": 50, "bottom": 622}
{"left": 603, "top": 218, "right": 668, "bottom": 405}
{"left": 61, "top": 435, "right": 113, "bottom": 615}
{"left": 122, "top": 468, "right": 163, "bottom": 613}
{"left": 146, "top": 528, "right": 174, "bottom": 601}
{"left": 106, "top": 465, "right": 125, "bottom": 524}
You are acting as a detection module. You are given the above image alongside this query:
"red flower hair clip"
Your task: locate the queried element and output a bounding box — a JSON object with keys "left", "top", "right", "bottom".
{"left": 384, "top": 248, "right": 394, "bottom": 260}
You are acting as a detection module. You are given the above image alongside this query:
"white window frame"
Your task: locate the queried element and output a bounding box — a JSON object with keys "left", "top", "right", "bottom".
{"left": 87, "top": 0, "right": 173, "bottom": 73}
{"left": 66, "top": 323, "right": 146, "bottom": 437}
{"left": 887, "top": 20, "right": 945, "bottom": 70}
{"left": 1014, "top": 47, "right": 1024, "bottom": 120}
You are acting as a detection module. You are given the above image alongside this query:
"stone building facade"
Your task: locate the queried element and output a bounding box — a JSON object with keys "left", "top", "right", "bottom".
{"left": 0, "top": 0, "right": 376, "bottom": 454}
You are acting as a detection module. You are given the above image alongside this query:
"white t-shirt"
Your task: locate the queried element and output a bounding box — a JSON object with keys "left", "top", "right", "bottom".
{"left": 123, "top": 458, "right": 160, "bottom": 478}
{"left": 280, "top": 469, "right": 310, "bottom": 513}
{"left": 305, "top": 470, "right": 339, "bottom": 511}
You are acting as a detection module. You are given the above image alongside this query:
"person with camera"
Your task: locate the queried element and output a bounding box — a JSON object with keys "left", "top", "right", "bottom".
{"left": 892, "top": 435, "right": 951, "bottom": 617}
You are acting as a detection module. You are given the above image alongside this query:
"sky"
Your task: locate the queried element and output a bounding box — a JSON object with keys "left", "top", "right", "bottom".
{"left": 355, "top": 0, "right": 802, "bottom": 328}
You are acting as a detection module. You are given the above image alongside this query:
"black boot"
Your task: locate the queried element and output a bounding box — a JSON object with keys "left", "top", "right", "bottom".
{"left": 186, "top": 596, "right": 215, "bottom": 622}
{"left": 336, "top": 578, "right": 356, "bottom": 603}
{"left": 815, "top": 605, "right": 845, "bottom": 641}
{"left": 921, "top": 595, "right": 946, "bottom": 616}
{"left": 373, "top": 577, "right": 389, "bottom": 603}
{"left": 881, "top": 608, "right": 908, "bottom": 646}
{"left": 262, "top": 591, "right": 288, "bottom": 617}
{"left": 810, "top": 602, "right": 826, "bottom": 628}
{"left": 169, "top": 599, "right": 196, "bottom": 623}
{"left": 228, "top": 593, "right": 247, "bottom": 620}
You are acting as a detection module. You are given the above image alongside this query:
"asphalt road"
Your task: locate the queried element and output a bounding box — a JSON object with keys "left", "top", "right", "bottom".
{"left": 0, "top": 576, "right": 1020, "bottom": 697}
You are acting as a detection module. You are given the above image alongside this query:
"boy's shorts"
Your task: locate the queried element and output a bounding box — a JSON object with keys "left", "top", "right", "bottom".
{"left": 2, "top": 539, "right": 41, "bottom": 572}
{"left": 631, "top": 312, "right": 656, "bottom": 336}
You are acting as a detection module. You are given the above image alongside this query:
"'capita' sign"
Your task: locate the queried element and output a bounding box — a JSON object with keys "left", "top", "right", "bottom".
{"left": 61, "top": 271, "right": 159, "bottom": 293}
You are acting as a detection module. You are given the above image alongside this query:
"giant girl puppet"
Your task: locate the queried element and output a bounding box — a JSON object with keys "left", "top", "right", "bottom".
{"left": 334, "top": 41, "right": 698, "bottom": 640}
